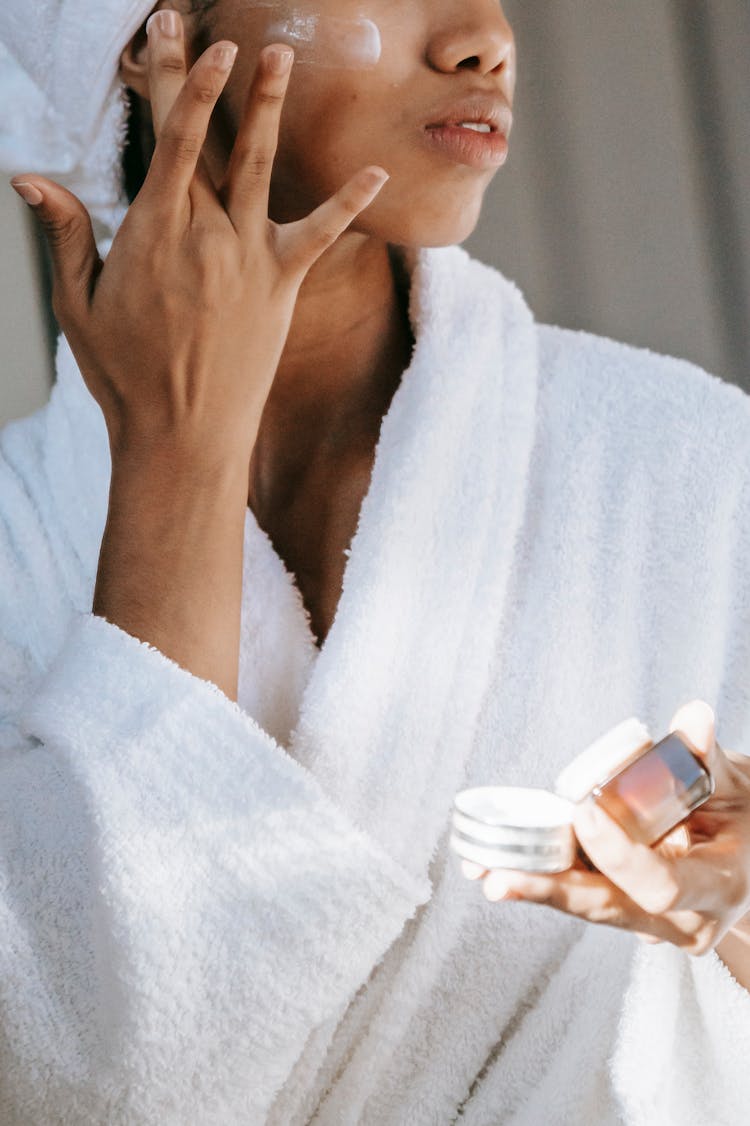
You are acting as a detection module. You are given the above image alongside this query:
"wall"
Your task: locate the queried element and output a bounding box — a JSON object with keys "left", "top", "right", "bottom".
{"left": 0, "top": 188, "right": 52, "bottom": 425}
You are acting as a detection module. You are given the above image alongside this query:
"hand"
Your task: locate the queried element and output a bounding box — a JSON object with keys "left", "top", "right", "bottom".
{"left": 9, "top": 8, "right": 390, "bottom": 699}
{"left": 10, "top": 10, "right": 389, "bottom": 465}
{"left": 462, "top": 700, "right": 750, "bottom": 957}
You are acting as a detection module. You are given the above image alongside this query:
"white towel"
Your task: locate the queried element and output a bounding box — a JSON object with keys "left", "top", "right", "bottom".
{"left": 1, "top": 243, "right": 750, "bottom": 1123}
{"left": 0, "top": 0, "right": 153, "bottom": 235}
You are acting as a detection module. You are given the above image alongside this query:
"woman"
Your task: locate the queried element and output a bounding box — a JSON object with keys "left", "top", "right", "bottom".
{"left": 1, "top": 1, "right": 750, "bottom": 1122}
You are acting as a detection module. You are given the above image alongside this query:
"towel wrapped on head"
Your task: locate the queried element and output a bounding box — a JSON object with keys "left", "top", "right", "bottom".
{"left": 0, "top": 0, "right": 156, "bottom": 238}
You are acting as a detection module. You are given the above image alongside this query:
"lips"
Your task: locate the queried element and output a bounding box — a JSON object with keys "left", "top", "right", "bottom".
{"left": 423, "top": 93, "right": 513, "bottom": 139}
{"left": 421, "top": 94, "right": 512, "bottom": 170}
{"left": 422, "top": 125, "right": 509, "bottom": 170}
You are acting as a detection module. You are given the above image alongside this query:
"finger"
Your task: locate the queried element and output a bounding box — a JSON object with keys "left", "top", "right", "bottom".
{"left": 461, "top": 860, "right": 488, "bottom": 880}
{"left": 574, "top": 795, "right": 730, "bottom": 915}
{"left": 669, "top": 698, "right": 750, "bottom": 788}
{"left": 480, "top": 866, "right": 688, "bottom": 944}
{"left": 221, "top": 44, "right": 295, "bottom": 232}
{"left": 573, "top": 797, "right": 680, "bottom": 913}
{"left": 145, "top": 28, "right": 238, "bottom": 207}
{"left": 669, "top": 698, "right": 725, "bottom": 777}
{"left": 277, "top": 166, "right": 390, "bottom": 276}
{"left": 11, "top": 177, "right": 101, "bottom": 324}
{"left": 145, "top": 9, "right": 188, "bottom": 138}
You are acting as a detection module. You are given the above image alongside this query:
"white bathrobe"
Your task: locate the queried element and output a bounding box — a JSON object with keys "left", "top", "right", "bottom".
{"left": 1, "top": 243, "right": 750, "bottom": 1125}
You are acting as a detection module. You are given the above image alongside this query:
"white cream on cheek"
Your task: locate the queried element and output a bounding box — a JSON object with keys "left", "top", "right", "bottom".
{"left": 257, "top": 6, "right": 382, "bottom": 69}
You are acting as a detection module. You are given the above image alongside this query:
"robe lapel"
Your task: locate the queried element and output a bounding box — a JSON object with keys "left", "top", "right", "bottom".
{"left": 238, "top": 507, "right": 320, "bottom": 748}
{"left": 287, "top": 245, "right": 541, "bottom": 887}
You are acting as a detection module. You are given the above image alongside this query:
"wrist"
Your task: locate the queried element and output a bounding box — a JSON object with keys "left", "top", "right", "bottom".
{"left": 95, "top": 437, "right": 250, "bottom": 701}
{"left": 109, "top": 430, "right": 251, "bottom": 499}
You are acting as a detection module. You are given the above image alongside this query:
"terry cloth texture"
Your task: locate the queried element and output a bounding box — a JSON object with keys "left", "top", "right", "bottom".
{"left": 1, "top": 244, "right": 750, "bottom": 1124}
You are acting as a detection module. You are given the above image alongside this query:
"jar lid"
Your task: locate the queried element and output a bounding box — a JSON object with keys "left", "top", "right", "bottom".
{"left": 554, "top": 717, "right": 653, "bottom": 802}
{"left": 453, "top": 785, "right": 573, "bottom": 830}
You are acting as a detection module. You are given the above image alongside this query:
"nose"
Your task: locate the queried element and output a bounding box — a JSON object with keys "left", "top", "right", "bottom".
{"left": 427, "top": 1, "right": 516, "bottom": 87}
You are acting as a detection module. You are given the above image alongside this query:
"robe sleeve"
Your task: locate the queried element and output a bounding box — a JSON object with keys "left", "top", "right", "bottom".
{"left": 610, "top": 941, "right": 750, "bottom": 1125}
{"left": 0, "top": 610, "right": 432, "bottom": 1123}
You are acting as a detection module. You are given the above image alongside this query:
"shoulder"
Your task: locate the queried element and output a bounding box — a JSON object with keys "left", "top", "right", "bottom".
{"left": 532, "top": 322, "right": 750, "bottom": 535}
{"left": 425, "top": 247, "right": 749, "bottom": 443}
{"left": 447, "top": 249, "right": 750, "bottom": 477}
{"left": 537, "top": 321, "right": 750, "bottom": 447}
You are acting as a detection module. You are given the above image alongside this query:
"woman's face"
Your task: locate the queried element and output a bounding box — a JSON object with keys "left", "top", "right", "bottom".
{"left": 191, "top": 0, "right": 516, "bottom": 246}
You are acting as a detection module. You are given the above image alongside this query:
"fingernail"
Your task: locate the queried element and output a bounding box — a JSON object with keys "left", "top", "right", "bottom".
{"left": 268, "top": 47, "right": 294, "bottom": 75}
{"left": 147, "top": 10, "right": 180, "bottom": 38}
{"left": 11, "top": 180, "right": 43, "bottom": 206}
{"left": 361, "top": 168, "right": 389, "bottom": 193}
{"left": 670, "top": 700, "right": 715, "bottom": 749}
{"left": 213, "top": 43, "right": 238, "bottom": 71}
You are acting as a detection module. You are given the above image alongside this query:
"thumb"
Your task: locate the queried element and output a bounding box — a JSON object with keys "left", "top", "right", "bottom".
{"left": 11, "top": 176, "right": 102, "bottom": 322}
{"left": 669, "top": 698, "right": 723, "bottom": 777}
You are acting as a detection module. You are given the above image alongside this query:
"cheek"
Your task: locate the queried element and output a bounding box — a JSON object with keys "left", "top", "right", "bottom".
{"left": 283, "top": 81, "right": 381, "bottom": 157}
{"left": 371, "top": 173, "right": 490, "bottom": 247}
{"left": 263, "top": 75, "right": 498, "bottom": 245}
{"left": 271, "top": 81, "right": 389, "bottom": 206}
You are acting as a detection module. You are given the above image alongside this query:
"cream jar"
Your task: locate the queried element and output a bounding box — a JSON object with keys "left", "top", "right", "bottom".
{"left": 554, "top": 717, "right": 714, "bottom": 846}
{"left": 450, "top": 786, "right": 576, "bottom": 873}
{"left": 450, "top": 716, "right": 715, "bottom": 874}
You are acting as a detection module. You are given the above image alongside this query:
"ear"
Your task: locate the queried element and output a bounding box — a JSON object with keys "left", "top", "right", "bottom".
{"left": 118, "top": 10, "right": 155, "bottom": 99}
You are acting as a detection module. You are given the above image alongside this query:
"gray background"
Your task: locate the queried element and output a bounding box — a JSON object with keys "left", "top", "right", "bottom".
{"left": 1, "top": 0, "right": 748, "bottom": 427}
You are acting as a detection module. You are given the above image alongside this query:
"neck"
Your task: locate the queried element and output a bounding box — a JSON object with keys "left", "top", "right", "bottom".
{"left": 248, "top": 233, "right": 414, "bottom": 514}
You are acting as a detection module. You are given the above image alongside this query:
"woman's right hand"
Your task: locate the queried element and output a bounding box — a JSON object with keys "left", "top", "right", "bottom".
{"left": 12, "top": 9, "right": 389, "bottom": 467}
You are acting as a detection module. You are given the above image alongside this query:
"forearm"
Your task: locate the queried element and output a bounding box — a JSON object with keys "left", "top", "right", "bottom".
{"left": 93, "top": 442, "right": 249, "bottom": 701}
{"left": 716, "top": 914, "right": 750, "bottom": 992}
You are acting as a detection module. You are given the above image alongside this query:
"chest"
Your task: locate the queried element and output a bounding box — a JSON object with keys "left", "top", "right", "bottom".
{"left": 253, "top": 448, "right": 377, "bottom": 650}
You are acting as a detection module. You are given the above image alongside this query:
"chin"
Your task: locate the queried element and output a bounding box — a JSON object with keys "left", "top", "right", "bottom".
{"left": 354, "top": 184, "right": 487, "bottom": 249}
{"left": 271, "top": 156, "right": 492, "bottom": 247}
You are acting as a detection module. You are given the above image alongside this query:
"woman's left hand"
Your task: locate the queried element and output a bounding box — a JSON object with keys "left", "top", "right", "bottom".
{"left": 463, "top": 700, "right": 750, "bottom": 957}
